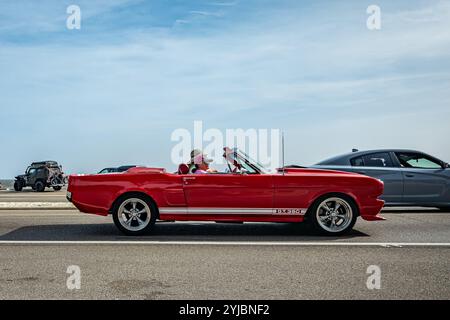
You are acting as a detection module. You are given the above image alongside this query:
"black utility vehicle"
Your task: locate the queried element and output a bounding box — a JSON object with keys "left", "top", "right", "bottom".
{"left": 14, "top": 161, "right": 67, "bottom": 192}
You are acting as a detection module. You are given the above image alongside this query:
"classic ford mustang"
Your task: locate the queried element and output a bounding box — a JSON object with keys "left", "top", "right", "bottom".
{"left": 67, "top": 147, "right": 385, "bottom": 236}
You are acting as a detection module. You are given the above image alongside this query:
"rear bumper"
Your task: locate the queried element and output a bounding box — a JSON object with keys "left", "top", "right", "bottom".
{"left": 360, "top": 199, "right": 385, "bottom": 221}
{"left": 70, "top": 197, "right": 109, "bottom": 216}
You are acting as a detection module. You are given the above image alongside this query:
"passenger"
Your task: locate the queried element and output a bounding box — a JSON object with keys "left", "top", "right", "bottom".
{"left": 188, "top": 150, "right": 217, "bottom": 174}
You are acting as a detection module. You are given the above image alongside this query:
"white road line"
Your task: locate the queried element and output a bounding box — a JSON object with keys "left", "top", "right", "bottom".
{"left": 0, "top": 202, "right": 74, "bottom": 209}
{"left": 0, "top": 194, "right": 66, "bottom": 196}
{"left": 0, "top": 241, "right": 448, "bottom": 247}
{"left": 0, "top": 214, "right": 82, "bottom": 217}
{"left": 0, "top": 195, "right": 66, "bottom": 198}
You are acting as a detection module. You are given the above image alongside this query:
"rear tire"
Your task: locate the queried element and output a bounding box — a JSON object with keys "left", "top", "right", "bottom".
{"left": 308, "top": 194, "right": 358, "bottom": 236}
{"left": 35, "top": 181, "right": 46, "bottom": 192}
{"left": 112, "top": 194, "right": 157, "bottom": 236}
{"left": 13, "top": 180, "right": 23, "bottom": 192}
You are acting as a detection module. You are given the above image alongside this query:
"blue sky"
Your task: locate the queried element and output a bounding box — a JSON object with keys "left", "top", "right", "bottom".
{"left": 0, "top": 0, "right": 449, "bottom": 177}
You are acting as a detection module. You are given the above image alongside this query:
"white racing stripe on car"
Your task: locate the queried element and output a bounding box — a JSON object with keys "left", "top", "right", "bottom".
{"left": 0, "top": 241, "right": 448, "bottom": 247}
{"left": 159, "top": 207, "right": 307, "bottom": 215}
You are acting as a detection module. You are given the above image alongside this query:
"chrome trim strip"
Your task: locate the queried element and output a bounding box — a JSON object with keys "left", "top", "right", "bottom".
{"left": 159, "top": 207, "right": 307, "bottom": 215}
{"left": 159, "top": 208, "right": 188, "bottom": 214}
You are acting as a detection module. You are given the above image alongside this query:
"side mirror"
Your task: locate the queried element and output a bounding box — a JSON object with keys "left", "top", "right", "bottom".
{"left": 444, "top": 162, "right": 449, "bottom": 169}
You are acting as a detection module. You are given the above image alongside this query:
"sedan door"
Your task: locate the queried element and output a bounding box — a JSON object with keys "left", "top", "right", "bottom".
{"left": 394, "top": 152, "right": 450, "bottom": 204}
{"left": 349, "top": 152, "right": 404, "bottom": 203}
{"left": 315, "top": 152, "right": 404, "bottom": 203}
{"left": 182, "top": 173, "right": 274, "bottom": 215}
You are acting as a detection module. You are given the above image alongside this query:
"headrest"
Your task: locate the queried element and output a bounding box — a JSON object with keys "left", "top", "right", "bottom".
{"left": 365, "top": 158, "right": 385, "bottom": 167}
{"left": 178, "top": 163, "right": 189, "bottom": 174}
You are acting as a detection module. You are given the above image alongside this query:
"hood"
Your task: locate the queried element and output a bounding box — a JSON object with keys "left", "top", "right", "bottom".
{"left": 279, "top": 167, "right": 361, "bottom": 176}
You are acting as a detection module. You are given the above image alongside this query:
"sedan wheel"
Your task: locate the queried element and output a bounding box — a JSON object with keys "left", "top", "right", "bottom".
{"left": 112, "top": 196, "right": 156, "bottom": 235}
{"left": 310, "top": 196, "right": 357, "bottom": 235}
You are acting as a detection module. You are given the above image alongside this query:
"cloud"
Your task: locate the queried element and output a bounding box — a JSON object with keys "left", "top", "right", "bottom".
{"left": 189, "top": 10, "right": 223, "bottom": 17}
{"left": 207, "top": 1, "right": 238, "bottom": 7}
{"left": 0, "top": 0, "right": 142, "bottom": 36}
{"left": 387, "top": 0, "right": 450, "bottom": 23}
{"left": 0, "top": 0, "right": 449, "bottom": 176}
{"left": 173, "top": 19, "right": 190, "bottom": 27}
{"left": 171, "top": 9, "right": 225, "bottom": 28}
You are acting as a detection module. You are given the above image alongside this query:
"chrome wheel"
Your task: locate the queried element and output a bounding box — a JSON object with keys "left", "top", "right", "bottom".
{"left": 316, "top": 197, "right": 353, "bottom": 233}
{"left": 117, "top": 198, "right": 151, "bottom": 232}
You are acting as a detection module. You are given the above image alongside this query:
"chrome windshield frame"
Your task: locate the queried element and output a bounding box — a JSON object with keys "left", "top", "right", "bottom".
{"left": 223, "top": 147, "right": 269, "bottom": 174}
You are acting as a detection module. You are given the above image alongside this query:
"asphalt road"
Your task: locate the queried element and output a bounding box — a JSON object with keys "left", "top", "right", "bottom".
{"left": 0, "top": 244, "right": 448, "bottom": 300}
{"left": 0, "top": 188, "right": 67, "bottom": 203}
{"left": 0, "top": 190, "right": 449, "bottom": 299}
{"left": 0, "top": 210, "right": 449, "bottom": 242}
{"left": 0, "top": 207, "right": 449, "bottom": 299}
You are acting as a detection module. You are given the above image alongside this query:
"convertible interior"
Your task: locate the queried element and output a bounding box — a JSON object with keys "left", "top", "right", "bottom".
{"left": 177, "top": 147, "right": 266, "bottom": 175}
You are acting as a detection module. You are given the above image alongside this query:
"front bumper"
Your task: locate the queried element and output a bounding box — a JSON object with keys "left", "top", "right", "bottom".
{"left": 360, "top": 199, "right": 385, "bottom": 221}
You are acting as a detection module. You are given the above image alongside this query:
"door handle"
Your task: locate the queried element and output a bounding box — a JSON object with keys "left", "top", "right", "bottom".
{"left": 405, "top": 174, "right": 414, "bottom": 178}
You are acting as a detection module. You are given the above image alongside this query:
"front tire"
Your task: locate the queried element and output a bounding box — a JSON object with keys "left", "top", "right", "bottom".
{"left": 112, "top": 195, "right": 156, "bottom": 236}
{"left": 35, "top": 181, "right": 46, "bottom": 192}
{"left": 308, "top": 194, "right": 358, "bottom": 236}
{"left": 14, "top": 180, "right": 23, "bottom": 192}
{"left": 53, "top": 186, "right": 62, "bottom": 191}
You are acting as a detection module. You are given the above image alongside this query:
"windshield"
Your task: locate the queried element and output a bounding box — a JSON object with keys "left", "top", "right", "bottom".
{"left": 223, "top": 147, "right": 269, "bottom": 174}
{"left": 234, "top": 148, "right": 269, "bottom": 174}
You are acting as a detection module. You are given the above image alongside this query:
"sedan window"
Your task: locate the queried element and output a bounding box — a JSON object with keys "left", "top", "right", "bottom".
{"left": 395, "top": 153, "right": 442, "bottom": 169}
{"left": 350, "top": 156, "right": 364, "bottom": 166}
{"left": 351, "top": 152, "right": 393, "bottom": 167}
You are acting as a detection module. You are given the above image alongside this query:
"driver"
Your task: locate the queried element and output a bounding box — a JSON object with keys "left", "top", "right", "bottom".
{"left": 188, "top": 149, "right": 217, "bottom": 174}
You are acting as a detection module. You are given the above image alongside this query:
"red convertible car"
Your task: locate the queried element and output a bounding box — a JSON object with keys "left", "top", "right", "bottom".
{"left": 67, "top": 148, "right": 385, "bottom": 236}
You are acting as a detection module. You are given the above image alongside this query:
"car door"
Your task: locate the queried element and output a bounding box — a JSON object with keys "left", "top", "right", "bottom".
{"left": 348, "top": 152, "right": 404, "bottom": 203}
{"left": 182, "top": 173, "right": 274, "bottom": 215}
{"left": 393, "top": 152, "right": 449, "bottom": 204}
{"left": 26, "top": 168, "right": 37, "bottom": 186}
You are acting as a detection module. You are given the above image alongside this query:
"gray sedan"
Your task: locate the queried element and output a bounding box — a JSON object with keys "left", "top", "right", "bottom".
{"left": 313, "top": 149, "right": 450, "bottom": 209}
